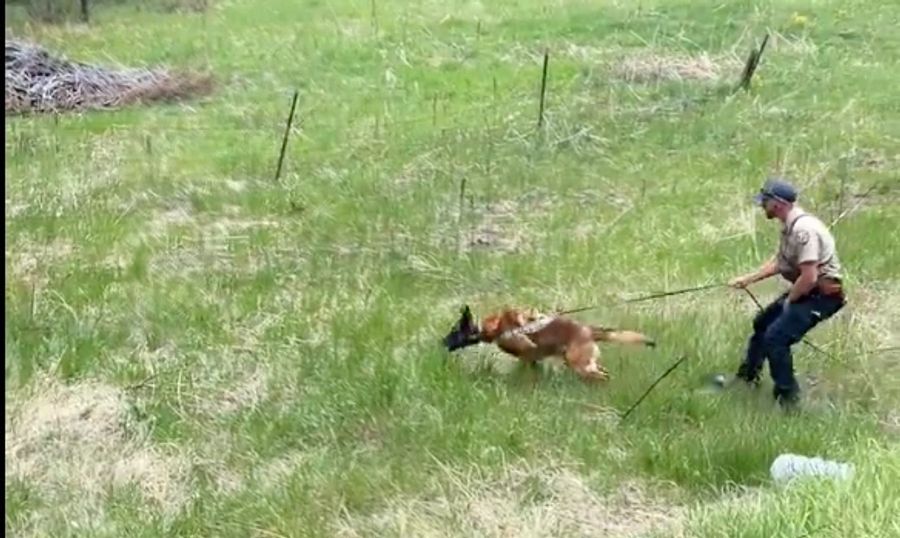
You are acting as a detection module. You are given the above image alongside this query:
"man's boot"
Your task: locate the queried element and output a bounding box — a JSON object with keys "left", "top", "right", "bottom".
{"left": 735, "top": 362, "right": 762, "bottom": 389}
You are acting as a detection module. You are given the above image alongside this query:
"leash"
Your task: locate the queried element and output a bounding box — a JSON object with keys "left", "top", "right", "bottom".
{"left": 497, "top": 283, "right": 722, "bottom": 339}
{"left": 741, "top": 288, "right": 837, "bottom": 361}
{"left": 622, "top": 282, "right": 725, "bottom": 304}
{"left": 619, "top": 355, "right": 688, "bottom": 422}
{"left": 499, "top": 316, "right": 555, "bottom": 339}
{"left": 558, "top": 282, "right": 724, "bottom": 316}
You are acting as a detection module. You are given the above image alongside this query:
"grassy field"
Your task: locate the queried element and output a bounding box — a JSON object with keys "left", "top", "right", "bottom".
{"left": 5, "top": 0, "right": 900, "bottom": 536}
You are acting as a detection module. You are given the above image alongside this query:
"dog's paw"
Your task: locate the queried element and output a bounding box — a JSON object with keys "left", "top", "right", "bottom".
{"left": 597, "top": 366, "right": 610, "bottom": 381}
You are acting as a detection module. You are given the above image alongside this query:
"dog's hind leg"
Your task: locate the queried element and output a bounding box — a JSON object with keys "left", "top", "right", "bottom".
{"left": 564, "top": 342, "right": 609, "bottom": 382}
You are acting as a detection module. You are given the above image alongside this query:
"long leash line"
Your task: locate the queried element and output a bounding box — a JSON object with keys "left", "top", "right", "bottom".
{"left": 496, "top": 283, "right": 724, "bottom": 339}
{"left": 557, "top": 282, "right": 724, "bottom": 316}
{"left": 865, "top": 346, "right": 900, "bottom": 356}
{"left": 619, "top": 354, "right": 688, "bottom": 422}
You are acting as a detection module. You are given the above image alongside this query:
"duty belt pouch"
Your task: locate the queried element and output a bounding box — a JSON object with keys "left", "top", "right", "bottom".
{"left": 817, "top": 277, "right": 844, "bottom": 299}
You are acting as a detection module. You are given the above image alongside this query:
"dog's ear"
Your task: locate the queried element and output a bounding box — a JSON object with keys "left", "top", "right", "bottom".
{"left": 443, "top": 305, "right": 482, "bottom": 352}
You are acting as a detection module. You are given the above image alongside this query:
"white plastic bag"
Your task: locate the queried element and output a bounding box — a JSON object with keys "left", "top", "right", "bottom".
{"left": 770, "top": 453, "right": 854, "bottom": 486}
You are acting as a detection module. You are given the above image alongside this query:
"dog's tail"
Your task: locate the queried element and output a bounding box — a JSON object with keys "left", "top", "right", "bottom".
{"left": 590, "top": 326, "right": 656, "bottom": 347}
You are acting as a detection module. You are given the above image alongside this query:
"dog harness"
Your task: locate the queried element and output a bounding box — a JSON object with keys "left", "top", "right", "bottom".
{"left": 499, "top": 316, "right": 556, "bottom": 339}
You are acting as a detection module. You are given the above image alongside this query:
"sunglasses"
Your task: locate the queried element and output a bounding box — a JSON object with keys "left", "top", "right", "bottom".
{"left": 755, "top": 189, "right": 788, "bottom": 205}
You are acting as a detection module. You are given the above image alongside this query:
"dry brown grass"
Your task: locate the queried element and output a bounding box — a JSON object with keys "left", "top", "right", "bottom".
{"left": 849, "top": 281, "right": 900, "bottom": 348}
{"left": 612, "top": 50, "right": 739, "bottom": 83}
{"left": 461, "top": 194, "right": 555, "bottom": 254}
{"left": 851, "top": 148, "right": 898, "bottom": 172}
{"left": 880, "top": 411, "right": 900, "bottom": 438}
{"left": 195, "top": 363, "right": 271, "bottom": 417}
{"left": 5, "top": 238, "right": 74, "bottom": 286}
{"left": 5, "top": 375, "right": 189, "bottom": 532}
{"left": 333, "top": 463, "right": 683, "bottom": 538}
{"left": 255, "top": 449, "right": 309, "bottom": 489}
{"left": 767, "top": 31, "right": 818, "bottom": 56}
{"left": 142, "top": 201, "right": 280, "bottom": 276}
{"left": 157, "top": 0, "right": 214, "bottom": 13}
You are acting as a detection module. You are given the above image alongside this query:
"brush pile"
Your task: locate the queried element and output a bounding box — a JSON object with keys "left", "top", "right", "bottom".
{"left": 5, "top": 39, "right": 213, "bottom": 115}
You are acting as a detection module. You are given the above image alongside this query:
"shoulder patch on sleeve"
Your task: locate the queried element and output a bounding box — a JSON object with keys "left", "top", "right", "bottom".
{"left": 795, "top": 229, "right": 811, "bottom": 245}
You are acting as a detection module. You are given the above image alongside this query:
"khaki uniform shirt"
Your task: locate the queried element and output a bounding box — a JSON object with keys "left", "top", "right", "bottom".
{"left": 776, "top": 206, "right": 842, "bottom": 283}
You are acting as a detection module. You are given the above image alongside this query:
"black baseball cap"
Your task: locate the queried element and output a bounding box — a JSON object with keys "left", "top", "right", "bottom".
{"left": 754, "top": 177, "right": 798, "bottom": 205}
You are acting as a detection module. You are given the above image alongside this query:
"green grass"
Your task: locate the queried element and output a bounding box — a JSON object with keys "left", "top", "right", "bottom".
{"left": 5, "top": 0, "right": 900, "bottom": 536}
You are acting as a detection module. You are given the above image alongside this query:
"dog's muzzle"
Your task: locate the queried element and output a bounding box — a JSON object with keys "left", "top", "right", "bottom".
{"left": 443, "top": 333, "right": 481, "bottom": 352}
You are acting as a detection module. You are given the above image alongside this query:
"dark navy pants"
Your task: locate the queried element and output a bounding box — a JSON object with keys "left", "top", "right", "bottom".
{"left": 736, "top": 290, "right": 845, "bottom": 403}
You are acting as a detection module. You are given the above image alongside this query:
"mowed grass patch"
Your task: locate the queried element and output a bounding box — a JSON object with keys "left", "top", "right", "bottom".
{"left": 6, "top": 0, "right": 900, "bottom": 536}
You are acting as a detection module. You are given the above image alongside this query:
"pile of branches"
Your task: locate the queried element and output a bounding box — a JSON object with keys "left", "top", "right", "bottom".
{"left": 5, "top": 39, "right": 213, "bottom": 115}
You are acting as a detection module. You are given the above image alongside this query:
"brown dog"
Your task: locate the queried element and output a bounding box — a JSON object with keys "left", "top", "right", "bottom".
{"left": 442, "top": 305, "right": 656, "bottom": 381}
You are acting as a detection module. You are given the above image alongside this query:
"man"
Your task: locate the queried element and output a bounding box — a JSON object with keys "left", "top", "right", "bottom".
{"left": 728, "top": 177, "right": 846, "bottom": 408}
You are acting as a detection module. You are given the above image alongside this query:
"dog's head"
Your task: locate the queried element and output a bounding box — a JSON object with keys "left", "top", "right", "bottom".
{"left": 442, "top": 305, "right": 482, "bottom": 352}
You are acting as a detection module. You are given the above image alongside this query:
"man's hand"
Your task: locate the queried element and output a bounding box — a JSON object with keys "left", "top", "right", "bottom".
{"left": 729, "top": 275, "right": 753, "bottom": 289}
{"left": 787, "top": 262, "right": 818, "bottom": 304}
{"left": 730, "top": 257, "right": 779, "bottom": 290}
